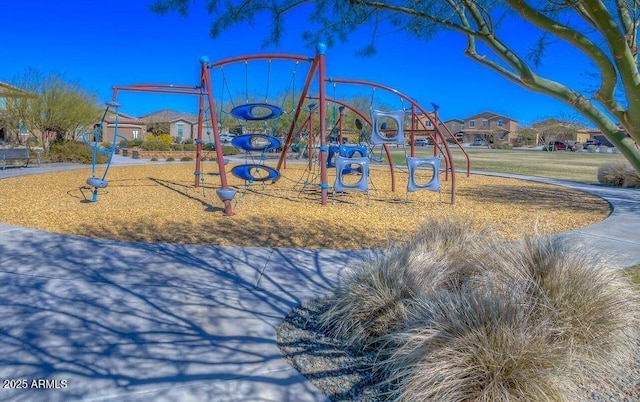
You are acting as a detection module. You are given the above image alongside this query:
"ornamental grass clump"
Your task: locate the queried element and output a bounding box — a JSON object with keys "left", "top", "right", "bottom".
{"left": 483, "top": 236, "right": 640, "bottom": 382}
{"left": 597, "top": 161, "right": 640, "bottom": 187}
{"left": 317, "top": 218, "right": 640, "bottom": 401}
{"left": 317, "top": 219, "right": 486, "bottom": 353}
{"left": 380, "top": 286, "right": 576, "bottom": 401}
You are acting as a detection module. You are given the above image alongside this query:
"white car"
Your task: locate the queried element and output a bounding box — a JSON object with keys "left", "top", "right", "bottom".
{"left": 219, "top": 134, "right": 235, "bottom": 143}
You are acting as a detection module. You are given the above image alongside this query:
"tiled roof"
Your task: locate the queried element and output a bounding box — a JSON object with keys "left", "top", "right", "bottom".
{"left": 139, "top": 109, "right": 198, "bottom": 124}
{"left": 0, "top": 80, "right": 29, "bottom": 95}
{"left": 103, "top": 110, "right": 145, "bottom": 125}
{"left": 465, "top": 111, "right": 516, "bottom": 122}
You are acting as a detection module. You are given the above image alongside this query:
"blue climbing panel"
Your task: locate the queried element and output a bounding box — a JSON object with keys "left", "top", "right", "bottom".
{"left": 407, "top": 157, "right": 441, "bottom": 192}
{"left": 334, "top": 156, "right": 369, "bottom": 193}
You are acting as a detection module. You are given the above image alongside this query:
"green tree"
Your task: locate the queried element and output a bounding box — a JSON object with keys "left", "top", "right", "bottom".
{"left": 5, "top": 69, "right": 102, "bottom": 151}
{"left": 146, "top": 121, "right": 171, "bottom": 136}
{"left": 151, "top": 0, "right": 640, "bottom": 173}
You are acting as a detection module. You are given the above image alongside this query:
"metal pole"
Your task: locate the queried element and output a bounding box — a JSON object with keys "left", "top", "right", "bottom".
{"left": 317, "top": 43, "right": 328, "bottom": 205}
{"left": 195, "top": 75, "right": 205, "bottom": 188}
{"left": 202, "top": 56, "right": 235, "bottom": 216}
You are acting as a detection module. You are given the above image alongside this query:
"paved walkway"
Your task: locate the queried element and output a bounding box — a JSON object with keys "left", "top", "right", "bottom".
{"left": 0, "top": 158, "right": 638, "bottom": 401}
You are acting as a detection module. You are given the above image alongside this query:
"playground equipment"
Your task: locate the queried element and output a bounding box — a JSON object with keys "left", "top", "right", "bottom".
{"left": 82, "top": 101, "right": 127, "bottom": 202}
{"left": 100, "top": 43, "right": 470, "bottom": 215}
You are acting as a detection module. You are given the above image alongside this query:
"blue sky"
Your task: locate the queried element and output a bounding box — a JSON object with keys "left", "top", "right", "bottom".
{"left": 0, "top": 0, "right": 594, "bottom": 126}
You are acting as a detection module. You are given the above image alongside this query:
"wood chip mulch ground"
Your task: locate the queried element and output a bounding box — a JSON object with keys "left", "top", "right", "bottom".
{"left": 0, "top": 162, "right": 610, "bottom": 249}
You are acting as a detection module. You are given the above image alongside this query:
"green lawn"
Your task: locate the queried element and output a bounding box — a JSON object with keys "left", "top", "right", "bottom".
{"left": 387, "top": 146, "right": 638, "bottom": 272}
{"left": 389, "top": 147, "right": 628, "bottom": 183}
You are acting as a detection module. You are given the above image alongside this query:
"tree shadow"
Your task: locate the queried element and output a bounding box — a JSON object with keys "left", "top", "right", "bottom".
{"left": 71, "top": 215, "right": 398, "bottom": 250}
{"left": 457, "top": 183, "right": 610, "bottom": 213}
{"left": 0, "top": 231, "right": 368, "bottom": 400}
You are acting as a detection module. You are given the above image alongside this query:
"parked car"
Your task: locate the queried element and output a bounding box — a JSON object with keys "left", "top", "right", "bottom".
{"left": 414, "top": 139, "right": 429, "bottom": 147}
{"left": 583, "top": 139, "right": 602, "bottom": 149}
{"left": 219, "top": 134, "right": 236, "bottom": 143}
{"left": 472, "top": 138, "right": 484, "bottom": 146}
{"left": 547, "top": 141, "right": 576, "bottom": 151}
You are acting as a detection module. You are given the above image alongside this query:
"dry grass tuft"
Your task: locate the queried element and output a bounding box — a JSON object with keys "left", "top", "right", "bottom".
{"left": 381, "top": 287, "right": 576, "bottom": 401}
{"left": 483, "top": 236, "right": 640, "bottom": 380}
{"left": 317, "top": 219, "right": 485, "bottom": 352}
{"left": 319, "top": 220, "right": 640, "bottom": 401}
{"left": 597, "top": 161, "right": 640, "bottom": 187}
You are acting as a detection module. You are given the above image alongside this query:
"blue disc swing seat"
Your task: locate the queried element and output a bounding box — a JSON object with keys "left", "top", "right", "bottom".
{"left": 231, "top": 164, "right": 281, "bottom": 182}
{"left": 407, "top": 156, "right": 441, "bottom": 192}
{"left": 231, "top": 134, "right": 282, "bottom": 152}
{"left": 230, "top": 103, "right": 284, "bottom": 121}
{"left": 334, "top": 155, "right": 370, "bottom": 193}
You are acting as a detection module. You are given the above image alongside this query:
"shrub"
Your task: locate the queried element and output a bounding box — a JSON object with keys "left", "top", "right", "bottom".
{"left": 150, "top": 157, "right": 158, "bottom": 162}
{"left": 180, "top": 156, "right": 193, "bottom": 162}
{"left": 318, "top": 219, "right": 486, "bottom": 353}
{"left": 156, "top": 133, "right": 173, "bottom": 145}
{"left": 184, "top": 138, "right": 194, "bottom": 145}
{"left": 597, "top": 161, "right": 640, "bottom": 187}
{"left": 599, "top": 145, "right": 609, "bottom": 153}
{"left": 587, "top": 144, "right": 597, "bottom": 153}
{"left": 491, "top": 141, "right": 512, "bottom": 150}
{"left": 382, "top": 286, "right": 576, "bottom": 401}
{"left": 223, "top": 146, "right": 240, "bottom": 156}
{"left": 320, "top": 219, "right": 640, "bottom": 401}
{"left": 166, "top": 156, "right": 175, "bottom": 162}
{"left": 46, "top": 141, "right": 108, "bottom": 164}
{"left": 170, "top": 143, "right": 183, "bottom": 151}
{"left": 476, "top": 237, "right": 640, "bottom": 388}
{"left": 141, "top": 140, "right": 171, "bottom": 151}
{"left": 128, "top": 139, "right": 143, "bottom": 148}
{"left": 183, "top": 143, "right": 196, "bottom": 151}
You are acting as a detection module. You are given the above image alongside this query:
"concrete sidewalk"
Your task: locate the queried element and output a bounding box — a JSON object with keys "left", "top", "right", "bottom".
{"left": 0, "top": 161, "right": 638, "bottom": 401}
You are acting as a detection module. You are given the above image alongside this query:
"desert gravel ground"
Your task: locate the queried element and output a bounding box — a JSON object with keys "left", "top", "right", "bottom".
{"left": 0, "top": 162, "right": 609, "bottom": 248}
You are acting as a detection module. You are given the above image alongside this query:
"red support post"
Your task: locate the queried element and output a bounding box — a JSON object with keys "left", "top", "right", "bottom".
{"left": 317, "top": 44, "right": 328, "bottom": 205}
{"left": 411, "top": 104, "right": 416, "bottom": 158}
{"left": 201, "top": 57, "right": 235, "bottom": 216}
{"left": 276, "top": 58, "right": 319, "bottom": 173}
{"left": 195, "top": 77, "right": 205, "bottom": 188}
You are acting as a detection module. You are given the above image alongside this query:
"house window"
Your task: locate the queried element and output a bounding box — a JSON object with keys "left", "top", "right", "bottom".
{"left": 19, "top": 122, "right": 28, "bottom": 135}
{"left": 482, "top": 119, "right": 489, "bottom": 128}
{"left": 468, "top": 120, "right": 475, "bottom": 128}
{"left": 498, "top": 119, "right": 504, "bottom": 127}
{"left": 0, "top": 97, "right": 6, "bottom": 110}
{"left": 132, "top": 130, "right": 139, "bottom": 140}
{"left": 425, "top": 120, "right": 432, "bottom": 127}
{"left": 177, "top": 124, "right": 184, "bottom": 138}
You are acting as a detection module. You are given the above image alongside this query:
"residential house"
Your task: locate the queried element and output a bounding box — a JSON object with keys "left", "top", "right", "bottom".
{"left": 0, "top": 80, "right": 30, "bottom": 144}
{"left": 457, "top": 111, "right": 518, "bottom": 145}
{"left": 405, "top": 111, "right": 436, "bottom": 143}
{"left": 140, "top": 109, "right": 199, "bottom": 142}
{"left": 101, "top": 110, "right": 147, "bottom": 143}
{"left": 438, "top": 118, "right": 465, "bottom": 143}
{"left": 530, "top": 118, "right": 592, "bottom": 145}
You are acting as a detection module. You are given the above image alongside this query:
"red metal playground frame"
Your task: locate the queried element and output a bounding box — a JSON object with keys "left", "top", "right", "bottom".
{"left": 110, "top": 44, "right": 469, "bottom": 216}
